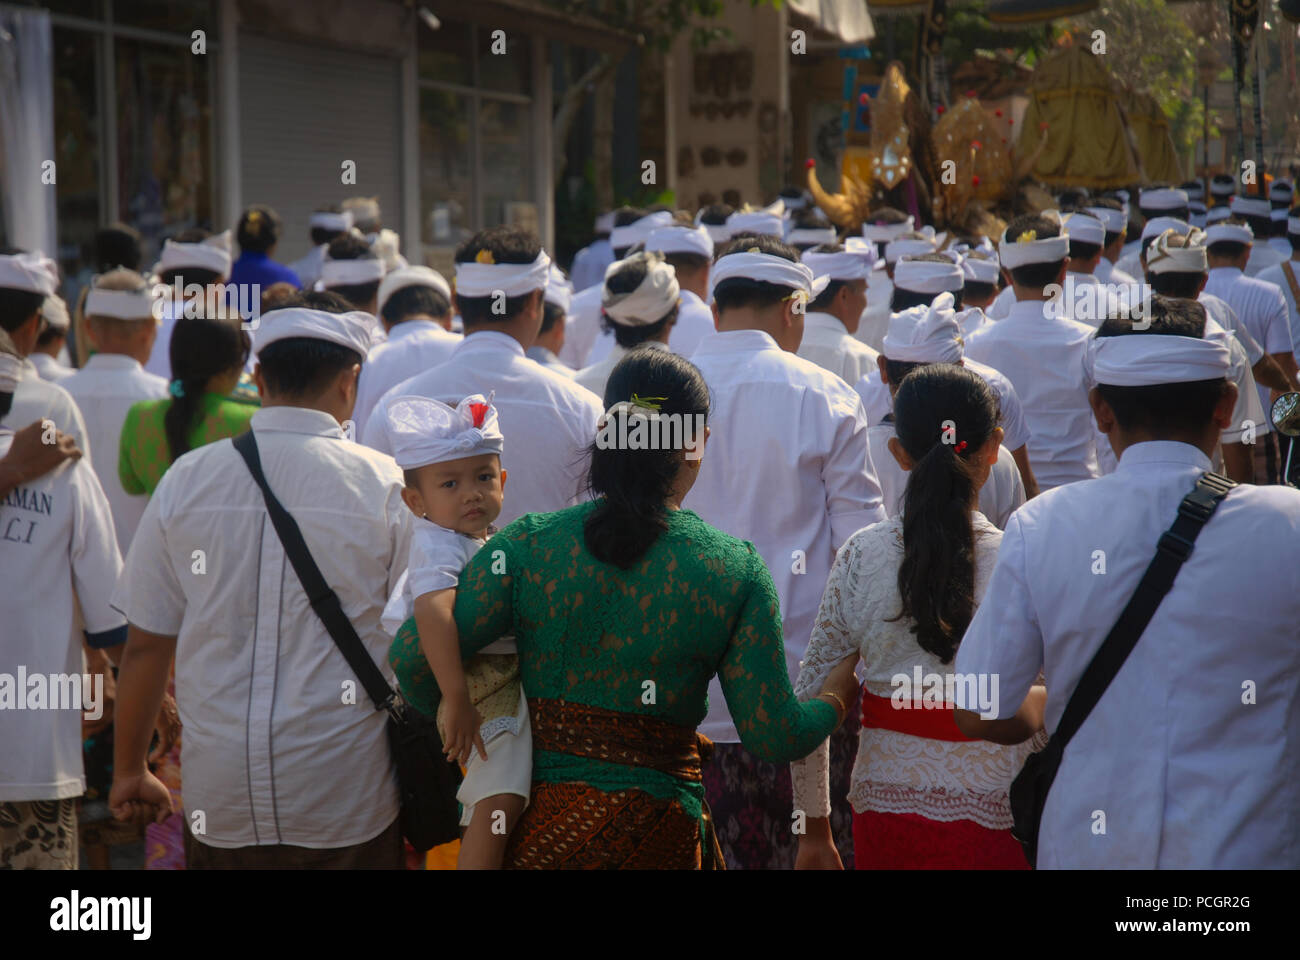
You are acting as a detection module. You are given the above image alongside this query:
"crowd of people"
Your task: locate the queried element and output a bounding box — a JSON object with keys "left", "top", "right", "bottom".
{"left": 2, "top": 169, "right": 1299, "bottom": 871}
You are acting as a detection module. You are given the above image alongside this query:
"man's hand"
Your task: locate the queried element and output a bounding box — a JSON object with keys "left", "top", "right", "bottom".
{"left": 109, "top": 769, "right": 174, "bottom": 826}
{"left": 441, "top": 694, "right": 486, "bottom": 765}
{"left": 0, "top": 420, "right": 81, "bottom": 492}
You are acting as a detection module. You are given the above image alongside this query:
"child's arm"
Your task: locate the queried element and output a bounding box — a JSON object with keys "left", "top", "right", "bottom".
{"left": 414, "top": 587, "right": 488, "bottom": 765}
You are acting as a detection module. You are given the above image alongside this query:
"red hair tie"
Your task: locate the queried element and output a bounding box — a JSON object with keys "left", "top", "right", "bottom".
{"left": 954, "top": 440, "right": 968, "bottom": 454}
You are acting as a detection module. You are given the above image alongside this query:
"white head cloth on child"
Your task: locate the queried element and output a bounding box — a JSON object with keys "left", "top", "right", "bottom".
{"left": 385, "top": 393, "right": 505, "bottom": 470}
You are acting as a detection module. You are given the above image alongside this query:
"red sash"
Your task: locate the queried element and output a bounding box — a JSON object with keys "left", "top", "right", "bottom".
{"left": 860, "top": 690, "right": 977, "bottom": 742}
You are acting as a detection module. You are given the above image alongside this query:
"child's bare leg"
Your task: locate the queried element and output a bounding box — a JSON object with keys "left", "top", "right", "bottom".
{"left": 457, "top": 793, "right": 526, "bottom": 870}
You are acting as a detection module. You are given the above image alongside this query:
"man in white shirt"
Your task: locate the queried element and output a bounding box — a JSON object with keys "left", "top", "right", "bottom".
{"left": 645, "top": 222, "right": 716, "bottom": 358}
{"left": 868, "top": 296, "right": 1026, "bottom": 528}
{"left": 0, "top": 329, "right": 130, "bottom": 869}
{"left": 62, "top": 270, "right": 169, "bottom": 553}
{"left": 145, "top": 229, "right": 236, "bottom": 379}
{"left": 526, "top": 264, "right": 576, "bottom": 377}
{"left": 1229, "top": 195, "right": 1288, "bottom": 277}
{"left": 685, "top": 235, "right": 885, "bottom": 870}
{"left": 362, "top": 227, "right": 602, "bottom": 526}
{"left": 576, "top": 252, "right": 676, "bottom": 398}
{"left": 318, "top": 233, "right": 385, "bottom": 315}
{"left": 351, "top": 265, "right": 460, "bottom": 437}
{"left": 110, "top": 301, "right": 413, "bottom": 867}
{"left": 569, "top": 212, "right": 614, "bottom": 293}
{"left": 1113, "top": 187, "right": 1190, "bottom": 281}
{"left": 289, "top": 206, "right": 353, "bottom": 292}
{"left": 30, "top": 295, "right": 74, "bottom": 381}
{"left": 796, "top": 243, "right": 877, "bottom": 384}
{"left": 965, "top": 215, "right": 1100, "bottom": 490}
{"left": 857, "top": 224, "right": 933, "bottom": 346}
{"left": 955, "top": 296, "right": 1300, "bottom": 868}
{"left": 1256, "top": 211, "right": 1300, "bottom": 369}
{"left": 1204, "top": 218, "right": 1300, "bottom": 482}
{"left": 0, "top": 251, "right": 91, "bottom": 460}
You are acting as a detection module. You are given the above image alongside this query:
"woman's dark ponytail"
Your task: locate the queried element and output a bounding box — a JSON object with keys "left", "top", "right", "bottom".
{"left": 162, "top": 312, "right": 251, "bottom": 463}
{"left": 887, "top": 365, "right": 999, "bottom": 663}
{"left": 584, "top": 349, "right": 710, "bottom": 569}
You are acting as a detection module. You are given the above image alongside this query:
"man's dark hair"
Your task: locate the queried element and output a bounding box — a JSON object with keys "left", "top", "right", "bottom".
{"left": 807, "top": 243, "right": 847, "bottom": 311}
{"left": 257, "top": 290, "right": 363, "bottom": 398}
{"left": 453, "top": 226, "right": 543, "bottom": 325}
{"left": 380, "top": 284, "right": 450, "bottom": 326}
{"left": 1069, "top": 239, "right": 1102, "bottom": 261}
{"left": 324, "top": 232, "right": 381, "bottom": 308}
{"left": 310, "top": 203, "right": 349, "bottom": 247}
{"left": 1147, "top": 271, "right": 1203, "bottom": 299}
{"left": 663, "top": 251, "right": 710, "bottom": 276}
{"left": 884, "top": 357, "right": 924, "bottom": 384}
{"left": 1088, "top": 196, "right": 1125, "bottom": 245}
{"left": 1057, "top": 188, "right": 1090, "bottom": 208}
{"left": 156, "top": 227, "right": 223, "bottom": 286}
{"left": 712, "top": 234, "right": 802, "bottom": 312}
{"left": 540, "top": 300, "right": 565, "bottom": 337}
{"left": 1094, "top": 295, "right": 1226, "bottom": 437}
{"left": 1004, "top": 215, "right": 1066, "bottom": 289}
{"left": 236, "top": 204, "right": 282, "bottom": 254}
{"left": 94, "top": 223, "right": 143, "bottom": 272}
{"left": 865, "top": 206, "right": 910, "bottom": 225}
{"left": 0, "top": 246, "right": 48, "bottom": 333}
{"left": 698, "top": 203, "right": 733, "bottom": 226}
{"left": 601, "top": 256, "right": 678, "bottom": 348}
{"left": 1207, "top": 219, "right": 1251, "bottom": 261}
{"left": 963, "top": 280, "right": 996, "bottom": 302}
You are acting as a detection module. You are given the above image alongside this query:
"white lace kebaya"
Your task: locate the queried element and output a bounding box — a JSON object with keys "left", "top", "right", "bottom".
{"left": 790, "top": 515, "right": 1041, "bottom": 830}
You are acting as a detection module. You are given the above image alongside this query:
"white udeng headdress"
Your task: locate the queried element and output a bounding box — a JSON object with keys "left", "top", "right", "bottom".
{"left": 385, "top": 393, "right": 504, "bottom": 470}
{"left": 156, "top": 230, "right": 233, "bottom": 277}
{"left": 881, "top": 292, "right": 964, "bottom": 364}
{"left": 319, "top": 256, "right": 386, "bottom": 288}
{"left": 1145, "top": 228, "right": 1208, "bottom": 276}
{"left": 707, "top": 250, "right": 829, "bottom": 304}
{"left": 85, "top": 284, "right": 159, "bottom": 320}
{"left": 893, "top": 257, "right": 964, "bottom": 294}
{"left": 1087, "top": 333, "right": 1230, "bottom": 387}
{"left": 801, "top": 248, "right": 871, "bottom": 282}
{"left": 251, "top": 306, "right": 376, "bottom": 357}
{"left": 0, "top": 251, "right": 58, "bottom": 295}
{"left": 454, "top": 249, "right": 552, "bottom": 298}
{"left": 602, "top": 253, "right": 680, "bottom": 326}
{"left": 998, "top": 214, "right": 1070, "bottom": 269}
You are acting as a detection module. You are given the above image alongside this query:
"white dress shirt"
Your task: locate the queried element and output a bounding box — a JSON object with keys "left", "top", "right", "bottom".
{"left": 956, "top": 441, "right": 1300, "bottom": 868}
{"left": 362, "top": 330, "right": 603, "bottom": 527}
{"left": 570, "top": 238, "right": 613, "bottom": 293}
{"left": 684, "top": 329, "right": 885, "bottom": 743}
{"left": 112, "top": 406, "right": 412, "bottom": 848}
{"left": 986, "top": 284, "right": 1016, "bottom": 321}
{"left": 30, "top": 352, "right": 73, "bottom": 381}
{"left": 352, "top": 319, "right": 462, "bottom": 439}
{"left": 525, "top": 345, "right": 575, "bottom": 378}
{"left": 1245, "top": 242, "right": 1287, "bottom": 278}
{"left": 61, "top": 354, "right": 169, "bottom": 553}
{"left": 1113, "top": 250, "right": 1144, "bottom": 283}
{"left": 1200, "top": 292, "right": 1263, "bottom": 365}
{"left": 1095, "top": 257, "right": 1137, "bottom": 286}
{"left": 0, "top": 428, "right": 123, "bottom": 802}
{"left": 964, "top": 299, "right": 1099, "bottom": 489}
{"left": 288, "top": 244, "right": 328, "bottom": 292}
{"left": 559, "top": 283, "right": 603, "bottom": 369}
{"left": 1267, "top": 236, "right": 1293, "bottom": 258}
{"left": 1204, "top": 266, "right": 1294, "bottom": 414}
{"left": 576, "top": 340, "right": 667, "bottom": 400}
{"left": 853, "top": 358, "right": 1031, "bottom": 452}
{"left": 867, "top": 421, "right": 1025, "bottom": 529}
{"left": 3, "top": 360, "right": 91, "bottom": 465}
{"left": 1256, "top": 259, "right": 1300, "bottom": 366}
{"left": 670, "top": 289, "right": 715, "bottom": 359}
{"left": 796, "top": 312, "right": 880, "bottom": 385}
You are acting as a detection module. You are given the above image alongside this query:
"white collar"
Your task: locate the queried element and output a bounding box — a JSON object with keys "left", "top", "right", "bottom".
{"left": 692, "top": 328, "right": 782, "bottom": 357}
{"left": 1004, "top": 298, "right": 1056, "bottom": 323}
{"left": 249, "top": 406, "right": 344, "bottom": 438}
{"left": 1115, "top": 440, "right": 1213, "bottom": 473}
{"left": 680, "top": 288, "right": 705, "bottom": 306}
{"left": 388, "top": 318, "right": 449, "bottom": 340}
{"left": 1208, "top": 266, "right": 1243, "bottom": 279}
{"left": 83, "top": 353, "right": 144, "bottom": 373}
{"left": 1067, "top": 271, "right": 1100, "bottom": 284}
{"left": 804, "top": 311, "right": 848, "bottom": 333}
{"left": 457, "top": 329, "right": 525, "bottom": 357}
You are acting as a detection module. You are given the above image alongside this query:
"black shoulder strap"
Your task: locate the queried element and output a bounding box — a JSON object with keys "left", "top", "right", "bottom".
{"left": 232, "top": 431, "right": 395, "bottom": 714}
{"left": 1052, "top": 471, "right": 1236, "bottom": 749}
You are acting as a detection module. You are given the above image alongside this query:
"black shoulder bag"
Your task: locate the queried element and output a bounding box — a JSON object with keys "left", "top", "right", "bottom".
{"left": 1009, "top": 471, "right": 1235, "bottom": 867}
{"left": 233, "top": 431, "right": 463, "bottom": 852}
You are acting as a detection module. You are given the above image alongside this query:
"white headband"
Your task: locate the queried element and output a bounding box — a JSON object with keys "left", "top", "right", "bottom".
{"left": 1140, "top": 217, "right": 1190, "bottom": 243}
{"left": 708, "top": 250, "right": 826, "bottom": 303}
{"left": 885, "top": 238, "right": 935, "bottom": 264}
{"left": 319, "top": 257, "right": 386, "bottom": 288}
{"left": 1270, "top": 208, "right": 1288, "bottom": 222}
{"left": 252, "top": 306, "right": 375, "bottom": 357}
{"left": 385, "top": 393, "right": 504, "bottom": 470}
{"left": 1289, "top": 217, "right": 1300, "bottom": 236}
{"left": 610, "top": 211, "right": 674, "bottom": 252}
{"left": 1062, "top": 213, "right": 1105, "bottom": 246}
{"left": 894, "top": 257, "right": 964, "bottom": 294}
{"left": 157, "top": 230, "right": 232, "bottom": 276}
{"left": 85, "top": 286, "right": 158, "bottom": 320}
{"left": 1230, "top": 196, "right": 1271, "bottom": 219}
{"left": 1145, "top": 229, "right": 1208, "bottom": 275}
{"left": 786, "top": 227, "right": 837, "bottom": 247}
{"left": 801, "top": 248, "right": 870, "bottom": 282}
{"left": 454, "top": 249, "right": 552, "bottom": 298}
{"left": 376, "top": 265, "right": 451, "bottom": 316}
{"left": 646, "top": 224, "right": 714, "bottom": 259}
{"left": 998, "top": 225, "right": 1070, "bottom": 269}
{"left": 726, "top": 210, "right": 785, "bottom": 237}
{"left": 1138, "top": 188, "right": 1188, "bottom": 212}
{"left": 1086, "top": 206, "right": 1127, "bottom": 234}
{"left": 310, "top": 211, "right": 353, "bottom": 232}
{"left": 1209, "top": 179, "right": 1236, "bottom": 197}
{"left": 40, "top": 295, "right": 70, "bottom": 331}
{"left": 862, "top": 217, "right": 915, "bottom": 242}
{"left": 603, "top": 254, "right": 680, "bottom": 326}
{"left": 1088, "top": 333, "right": 1230, "bottom": 386}
{"left": 842, "top": 236, "right": 881, "bottom": 270}
{"left": 1206, "top": 206, "right": 1231, "bottom": 225}
{"left": 882, "top": 292, "right": 964, "bottom": 364}
{"left": 0, "top": 252, "right": 58, "bottom": 296}
{"left": 1205, "top": 223, "right": 1253, "bottom": 245}
{"left": 962, "top": 256, "right": 1001, "bottom": 284}
{"left": 544, "top": 264, "right": 573, "bottom": 313}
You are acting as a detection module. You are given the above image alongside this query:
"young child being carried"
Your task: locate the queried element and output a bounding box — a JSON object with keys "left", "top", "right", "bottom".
{"left": 380, "top": 393, "right": 528, "bottom": 869}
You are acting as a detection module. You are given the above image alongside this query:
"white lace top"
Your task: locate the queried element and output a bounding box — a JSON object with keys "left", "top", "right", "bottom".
{"left": 791, "top": 513, "right": 1040, "bottom": 830}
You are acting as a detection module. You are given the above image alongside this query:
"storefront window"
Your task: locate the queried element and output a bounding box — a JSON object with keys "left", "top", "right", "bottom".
{"left": 112, "top": 0, "right": 215, "bottom": 37}
{"left": 115, "top": 37, "right": 213, "bottom": 263}
{"left": 52, "top": 27, "right": 101, "bottom": 289}
{"left": 480, "top": 100, "right": 533, "bottom": 229}
{"left": 476, "top": 26, "right": 530, "bottom": 95}
{"left": 418, "top": 19, "right": 473, "bottom": 87}
{"left": 419, "top": 88, "right": 473, "bottom": 262}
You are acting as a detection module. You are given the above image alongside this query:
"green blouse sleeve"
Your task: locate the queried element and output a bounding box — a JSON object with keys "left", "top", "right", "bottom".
{"left": 717, "top": 546, "right": 838, "bottom": 764}
{"left": 118, "top": 406, "right": 145, "bottom": 496}
{"left": 454, "top": 524, "right": 517, "bottom": 661}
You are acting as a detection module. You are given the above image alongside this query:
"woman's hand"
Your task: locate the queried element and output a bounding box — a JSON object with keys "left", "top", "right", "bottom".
{"left": 818, "top": 653, "right": 860, "bottom": 725}
{"left": 442, "top": 693, "right": 487, "bottom": 765}
{"left": 794, "top": 817, "right": 844, "bottom": 870}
